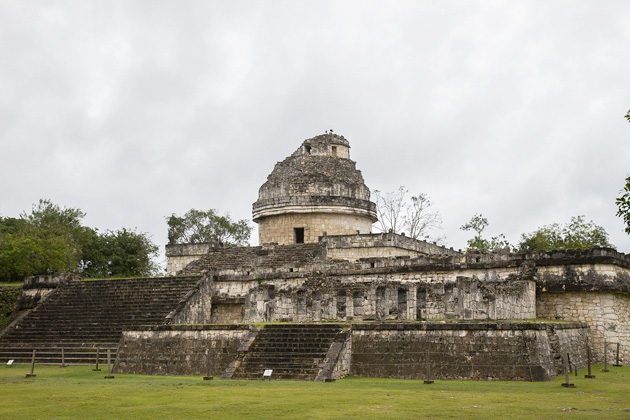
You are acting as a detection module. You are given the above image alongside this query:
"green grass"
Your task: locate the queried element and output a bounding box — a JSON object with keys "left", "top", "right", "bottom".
{"left": 1, "top": 365, "right": 629, "bottom": 419}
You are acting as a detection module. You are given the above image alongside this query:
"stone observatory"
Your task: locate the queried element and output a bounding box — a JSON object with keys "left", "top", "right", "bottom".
{"left": 252, "top": 133, "right": 377, "bottom": 245}
{"left": 2, "top": 131, "right": 630, "bottom": 383}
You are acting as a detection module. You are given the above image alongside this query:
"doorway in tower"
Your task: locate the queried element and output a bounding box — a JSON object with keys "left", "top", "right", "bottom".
{"left": 294, "top": 227, "right": 304, "bottom": 243}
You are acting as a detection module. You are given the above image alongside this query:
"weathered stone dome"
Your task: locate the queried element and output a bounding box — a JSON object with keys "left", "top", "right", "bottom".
{"left": 253, "top": 133, "right": 377, "bottom": 245}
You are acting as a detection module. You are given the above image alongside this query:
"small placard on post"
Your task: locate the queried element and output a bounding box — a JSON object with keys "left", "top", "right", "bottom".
{"left": 613, "top": 343, "right": 622, "bottom": 367}
{"left": 262, "top": 369, "right": 273, "bottom": 380}
{"left": 6, "top": 360, "right": 14, "bottom": 367}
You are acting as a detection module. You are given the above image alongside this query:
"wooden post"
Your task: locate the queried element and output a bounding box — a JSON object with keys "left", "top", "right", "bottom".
{"left": 584, "top": 346, "right": 595, "bottom": 378}
{"left": 561, "top": 353, "right": 575, "bottom": 388}
{"left": 25, "top": 350, "right": 36, "bottom": 378}
{"left": 203, "top": 349, "right": 213, "bottom": 380}
{"left": 93, "top": 348, "right": 101, "bottom": 371}
{"left": 613, "top": 343, "right": 622, "bottom": 367}
{"left": 104, "top": 349, "right": 114, "bottom": 379}
{"left": 423, "top": 348, "right": 433, "bottom": 384}
{"left": 60, "top": 347, "right": 66, "bottom": 368}
{"left": 602, "top": 342, "right": 609, "bottom": 372}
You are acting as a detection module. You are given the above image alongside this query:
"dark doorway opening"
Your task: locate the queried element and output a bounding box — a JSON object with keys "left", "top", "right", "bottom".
{"left": 294, "top": 227, "right": 304, "bottom": 243}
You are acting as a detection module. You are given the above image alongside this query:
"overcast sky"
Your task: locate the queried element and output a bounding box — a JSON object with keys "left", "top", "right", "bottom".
{"left": 1, "top": 0, "right": 629, "bottom": 268}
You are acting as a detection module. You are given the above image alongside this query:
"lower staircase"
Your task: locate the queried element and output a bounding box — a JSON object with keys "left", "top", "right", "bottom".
{"left": 231, "top": 324, "right": 345, "bottom": 381}
{"left": 0, "top": 276, "right": 201, "bottom": 365}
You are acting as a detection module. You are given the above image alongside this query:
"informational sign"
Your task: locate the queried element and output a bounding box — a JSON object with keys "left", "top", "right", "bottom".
{"left": 262, "top": 369, "right": 273, "bottom": 380}
{"left": 6, "top": 360, "right": 14, "bottom": 367}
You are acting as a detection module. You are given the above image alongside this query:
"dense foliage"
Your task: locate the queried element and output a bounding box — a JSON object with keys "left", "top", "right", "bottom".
{"left": 460, "top": 214, "right": 612, "bottom": 252}
{"left": 0, "top": 200, "right": 158, "bottom": 282}
{"left": 518, "top": 215, "right": 612, "bottom": 251}
{"left": 167, "top": 209, "right": 252, "bottom": 246}
{"left": 615, "top": 176, "right": 630, "bottom": 235}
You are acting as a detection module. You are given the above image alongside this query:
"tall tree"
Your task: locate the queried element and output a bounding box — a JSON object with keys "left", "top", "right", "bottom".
{"left": 0, "top": 200, "right": 88, "bottom": 281}
{"left": 82, "top": 228, "right": 159, "bottom": 278}
{"left": 167, "top": 209, "right": 252, "bottom": 246}
{"left": 460, "top": 213, "right": 511, "bottom": 251}
{"left": 518, "top": 215, "right": 612, "bottom": 251}
{"left": 373, "top": 187, "right": 443, "bottom": 241}
{"left": 0, "top": 200, "right": 160, "bottom": 281}
{"left": 615, "top": 176, "right": 630, "bottom": 235}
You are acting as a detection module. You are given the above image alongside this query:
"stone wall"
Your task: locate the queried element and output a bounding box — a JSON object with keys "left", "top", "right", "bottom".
{"left": 238, "top": 276, "right": 535, "bottom": 323}
{"left": 165, "top": 243, "right": 213, "bottom": 276}
{"left": 537, "top": 292, "right": 629, "bottom": 364}
{"left": 168, "top": 276, "right": 213, "bottom": 324}
{"left": 323, "top": 233, "right": 461, "bottom": 261}
{"left": 19, "top": 273, "right": 80, "bottom": 310}
{"left": 256, "top": 212, "right": 374, "bottom": 245}
{"left": 350, "top": 322, "right": 589, "bottom": 381}
{"left": 113, "top": 322, "right": 588, "bottom": 381}
{"left": 114, "top": 325, "right": 251, "bottom": 376}
{"left": 331, "top": 333, "right": 352, "bottom": 380}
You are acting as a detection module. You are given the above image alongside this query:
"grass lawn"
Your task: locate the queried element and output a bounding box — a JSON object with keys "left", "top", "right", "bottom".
{"left": 1, "top": 364, "right": 629, "bottom": 419}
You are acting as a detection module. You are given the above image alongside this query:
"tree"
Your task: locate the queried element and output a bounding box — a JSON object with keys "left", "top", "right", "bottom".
{"left": 617, "top": 176, "right": 630, "bottom": 235}
{"left": 82, "top": 228, "right": 159, "bottom": 278}
{"left": 625, "top": 109, "right": 630, "bottom": 122}
{"left": 373, "top": 187, "right": 443, "bottom": 241}
{"left": 167, "top": 209, "right": 252, "bottom": 246}
{"left": 0, "top": 200, "right": 88, "bottom": 282}
{"left": 518, "top": 215, "right": 612, "bottom": 251}
{"left": 0, "top": 199, "right": 160, "bottom": 281}
{"left": 460, "top": 213, "right": 512, "bottom": 251}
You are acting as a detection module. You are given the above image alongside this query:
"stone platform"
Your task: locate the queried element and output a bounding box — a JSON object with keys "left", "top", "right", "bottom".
{"left": 114, "top": 321, "right": 589, "bottom": 381}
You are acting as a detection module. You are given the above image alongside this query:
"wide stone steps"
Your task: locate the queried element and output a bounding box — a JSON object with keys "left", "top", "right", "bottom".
{"left": 233, "top": 371, "right": 319, "bottom": 380}
{"left": 231, "top": 323, "right": 344, "bottom": 381}
{"left": 0, "top": 276, "right": 201, "bottom": 362}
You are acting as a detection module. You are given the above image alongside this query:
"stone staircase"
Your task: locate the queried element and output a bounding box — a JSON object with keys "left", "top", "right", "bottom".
{"left": 0, "top": 276, "right": 201, "bottom": 365}
{"left": 230, "top": 324, "right": 345, "bottom": 381}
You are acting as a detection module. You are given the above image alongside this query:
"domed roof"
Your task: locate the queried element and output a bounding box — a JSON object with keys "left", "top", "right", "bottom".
{"left": 252, "top": 133, "right": 377, "bottom": 222}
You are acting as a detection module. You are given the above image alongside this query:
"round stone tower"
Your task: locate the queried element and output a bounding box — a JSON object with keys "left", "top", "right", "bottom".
{"left": 253, "top": 133, "right": 377, "bottom": 245}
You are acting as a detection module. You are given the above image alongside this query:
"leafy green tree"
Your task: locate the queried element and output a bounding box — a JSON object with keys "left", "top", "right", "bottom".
{"left": 518, "top": 215, "right": 612, "bottom": 251}
{"left": 82, "top": 228, "right": 159, "bottom": 278}
{"left": 625, "top": 109, "right": 630, "bottom": 122}
{"left": 167, "top": 209, "right": 252, "bottom": 246}
{"left": 0, "top": 200, "right": 88, "bottom": 282}
{"left": 0, "top": 199, "right": 160, "bottom": 281}
{"left": 460, "top": 214, "right": 512, "bottom": 251}
{"left": 0, "top": 218, "right": 77, "bottom": 281}
{"left": 615, "top": 176, "right": 630, "bottom": 235}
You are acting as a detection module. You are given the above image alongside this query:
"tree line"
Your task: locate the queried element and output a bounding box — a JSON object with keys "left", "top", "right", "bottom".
{"left": 0, "top": 200, "right": 158, "bottom": 282}
{"left": 0, "top": 201, "right": 253, "bottom": 283}
{"left": 2, "top": 105, "right": 628, "bottom": 283}
{"left": 373, "top": 182, "right": 629, "bottom": 252}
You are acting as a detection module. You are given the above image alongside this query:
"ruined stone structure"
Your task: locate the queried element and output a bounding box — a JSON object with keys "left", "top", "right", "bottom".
{"left": 252, "top": 134, "right": 377, "bottom": 245}
{"left": 2, "top": 132, "right": 630, "bottom": 381}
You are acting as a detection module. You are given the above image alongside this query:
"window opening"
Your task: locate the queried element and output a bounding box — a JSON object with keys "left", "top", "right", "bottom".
{"left": 294, "top": 227, "right": 304, "bottom": 243}
{"left": 331, "top": 146, "right": 337, "bottom": 156}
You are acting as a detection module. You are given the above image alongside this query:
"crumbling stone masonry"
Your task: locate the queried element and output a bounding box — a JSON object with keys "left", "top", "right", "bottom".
{"left": 252, "top": 134, "right": 377, "bottom": 245}
{"left": 114, "top": 322, "right": 589, "bottom": 381}
{"left": 5, "top": 132, "right": 630, "bottom": 381}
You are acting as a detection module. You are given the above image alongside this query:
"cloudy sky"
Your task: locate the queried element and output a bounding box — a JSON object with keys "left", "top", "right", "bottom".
{"left": 1, "top": 0, "right": 629, "bottom": 268}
